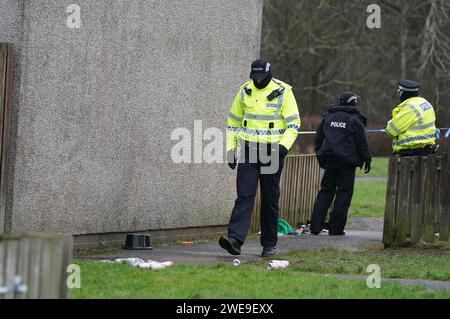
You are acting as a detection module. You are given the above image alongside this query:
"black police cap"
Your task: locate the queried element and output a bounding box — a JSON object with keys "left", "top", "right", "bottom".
{"left": 398, "top": 79, "right": 420, "bottom": 92}
{"left": 250, "top": 58, "right": 271, "bottom": 80}
{"left": 339, "top": 92, "right": 359, "bottom": 106}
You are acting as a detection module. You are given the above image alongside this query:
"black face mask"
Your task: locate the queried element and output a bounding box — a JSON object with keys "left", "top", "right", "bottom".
{"left": 253, "top": 70, "right": 273, "bottom": 89}
{"left": 400, "top": 91, "right": 419, "bottom": 102}
{"left": 339, "top": 100, "right": 357, "bottom": 107}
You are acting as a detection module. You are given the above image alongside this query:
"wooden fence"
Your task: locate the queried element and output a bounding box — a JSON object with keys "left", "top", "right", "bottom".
{"left": 0, "top": 234, "right": 73, "bottom": 299}
{"left": 250, "top": 154, "right": 323, "bottom": 233}
{"left": 383, "top": 154, "right": 450, "bottom": 247}
{"left": 0, "top": 43, "right": 13, "bottom": 233}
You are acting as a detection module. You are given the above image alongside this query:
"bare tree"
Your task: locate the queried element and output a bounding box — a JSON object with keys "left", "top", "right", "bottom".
{"left": 261, "top": 0, "right": 450, "bottom": 154}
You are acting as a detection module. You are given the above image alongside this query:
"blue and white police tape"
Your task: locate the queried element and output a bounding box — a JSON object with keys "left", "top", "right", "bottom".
{"left": 367, "top": 129, "right": 386, "bottom": 133}
{"left": 436, "top": 128, "right": 450, "bottom": 138}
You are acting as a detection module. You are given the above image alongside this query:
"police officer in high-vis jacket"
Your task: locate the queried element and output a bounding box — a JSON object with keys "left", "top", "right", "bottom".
{"left": 386, "top": 80, "right": 437, "bottom": 156}
{"left": 219, "top": 59, "right": 301, "bottom": 257}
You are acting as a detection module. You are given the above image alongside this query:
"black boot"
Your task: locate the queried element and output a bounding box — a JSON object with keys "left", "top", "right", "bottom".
{"left": 219, "top": 236, "right": 241, "bottom": 255}
{"left": 261, "top": 247, "right": 276, "bottom": 257}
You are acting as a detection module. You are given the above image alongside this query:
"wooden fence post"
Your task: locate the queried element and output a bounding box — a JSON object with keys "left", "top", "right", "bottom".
{"left": 422, "top": 156, "right": 437, "bottom": 243}
{"left": 438, "top": 154, "right": 450, "bottom": 241}
{"left": 383, "top": 157, "right": 399, "bottom": 246}
{"left": 0, "top": 43, "right": 14, "bottom": 234}
{"left": 0, "top": 234, "right": 72, "bottom": 299}
{"left": 383, "top": 154, "right": 450, "bottom": 247}
{"left": 410, "top": 157, "right": 424, "bottom": 245}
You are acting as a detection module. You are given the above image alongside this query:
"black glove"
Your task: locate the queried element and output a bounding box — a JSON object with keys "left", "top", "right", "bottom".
{"left": 279, "top": 144, "right": 289, "bottom": 160}
{"left": 227, "top": 150, "right": 237, "bottom": 170}
{"left": 363, "top": 158, "right": 372, "bottom": 174}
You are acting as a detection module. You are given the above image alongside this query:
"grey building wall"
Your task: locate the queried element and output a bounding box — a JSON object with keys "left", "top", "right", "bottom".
{"left": 0, "top": 0, "right": 263, "bottom": 234}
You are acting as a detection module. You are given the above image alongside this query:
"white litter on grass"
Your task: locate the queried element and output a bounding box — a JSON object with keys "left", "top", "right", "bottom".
{"left": 99, "top": 258, "right": 173, "bottom": 270}
{"left": 267, "top": 260, "right": 290, "bottom": 270}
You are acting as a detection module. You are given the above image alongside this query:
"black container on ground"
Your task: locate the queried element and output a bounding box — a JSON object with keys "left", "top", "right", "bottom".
{"left": 124, "top": 234, "right": 153, "bottom": 250}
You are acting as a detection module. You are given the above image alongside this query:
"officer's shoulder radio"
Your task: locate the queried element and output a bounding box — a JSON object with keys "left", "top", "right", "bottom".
{"left": 242, "top": 85, "right": 285, "bottom": 101}
{"left": 267, "top": 87, "right": 285, "bottom": 101}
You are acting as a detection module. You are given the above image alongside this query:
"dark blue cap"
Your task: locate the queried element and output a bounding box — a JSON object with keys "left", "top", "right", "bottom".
{"left": 250, "top": 58, "right": 271, "bottom": 80}
{"left": 398, "top": 79, "right": 420, "bottom": 92}
{"left": 339, "top": 92, "right": 359, "bottom": 106}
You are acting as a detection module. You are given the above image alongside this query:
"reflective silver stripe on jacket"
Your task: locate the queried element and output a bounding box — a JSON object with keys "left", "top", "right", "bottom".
{"left": 275, "top": 93, "right": 284, "bottom": 115}
{"left": 228, "top": 112, "right": 243, "bottom": 122}
{"left": 406, "top": 104, "right": 423, "bottom": 125}
{"left": 408, "top": 121, "right": 435, "bottom": 131}
{"left": 241, "top": 88, "right": 246, "bottom": 103}
{"left": 285, "top": 114, "right": 300, "bottom": 123}
{"left": 388, "top": 120, "right": 401, "bottom": 135}
{"left": 244, "top": 113, "right": 284, "bottom": 121}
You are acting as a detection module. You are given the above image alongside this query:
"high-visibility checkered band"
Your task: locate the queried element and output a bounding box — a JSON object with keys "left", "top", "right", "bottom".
{"left": 393, "top": 134, "right": 436, "bottom": 146}
{"left": 227, "top": 126, "right": 240, "bottom": 132}
{"left": 286, "top": 124, "right": 300, "bottom": 131}
{"left": 240, "top": 128, "right": 286, "bottom": 136}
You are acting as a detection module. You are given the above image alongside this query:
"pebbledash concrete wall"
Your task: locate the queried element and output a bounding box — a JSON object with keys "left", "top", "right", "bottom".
{"left": 0, "top": 0, "right": 263, "bottom": 237}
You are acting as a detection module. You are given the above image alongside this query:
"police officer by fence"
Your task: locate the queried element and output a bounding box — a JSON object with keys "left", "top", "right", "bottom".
{"left": 385, "top": 80, "right": 437, "bottom": 156}
{"left": 219, "top": 59, "right": 301, "bottom": 257}
{"left": 310, "top": 92, "right": 372, "bottom": 236}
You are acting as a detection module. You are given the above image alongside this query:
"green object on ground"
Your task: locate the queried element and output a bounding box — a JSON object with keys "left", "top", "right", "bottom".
{"left": 277, "top": 219, "right": 294, "bottom": 235}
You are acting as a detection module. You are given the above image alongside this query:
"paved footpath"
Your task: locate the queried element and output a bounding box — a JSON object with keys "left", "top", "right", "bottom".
{"left": 79, "top": 217, "right": 450, "bottom": 292}
{"left": 81, "top": 218, "right": 384, "bottom": 264}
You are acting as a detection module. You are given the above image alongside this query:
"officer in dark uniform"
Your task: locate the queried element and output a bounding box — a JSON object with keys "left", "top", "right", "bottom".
{"left": 310, "top": 92, "right": 372, "bottom": 236}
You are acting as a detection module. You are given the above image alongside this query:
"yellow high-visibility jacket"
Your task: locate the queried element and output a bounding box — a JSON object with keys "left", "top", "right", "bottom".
{"left": 385, "top": 96, "right": 436, "bottom": 152}
{"left": 226, "top": 78, "right": 301, "bottom": 152}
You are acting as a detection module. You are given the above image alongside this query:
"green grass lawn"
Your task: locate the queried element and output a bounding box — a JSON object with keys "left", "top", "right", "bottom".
{"left": 280, "top": 247, "right": 450, "bottom": 281}
{"left": 349, "top": 181, "right": 387, "bottom": 218}
{"left": 71, "top": 157, "right": 450, "bottom": 299}
{"left": 350, "top": 157, "right": 389, "bottom": 218}
{"left": 72, "top": 247, "right": 450, "bottom": 299}
{"left": 355, "top": 157, "right": 389, "bottom": 178}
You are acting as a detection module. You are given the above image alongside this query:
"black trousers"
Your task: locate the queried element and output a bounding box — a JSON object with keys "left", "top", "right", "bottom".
{"left": 228, "top": 145, "right": 284, "bottom": 248}
{"left": 395, "top": 145, "right": 437, "bottom": 157}
{"left": 310, "top": 167, "right": 356, "bottom": 234}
